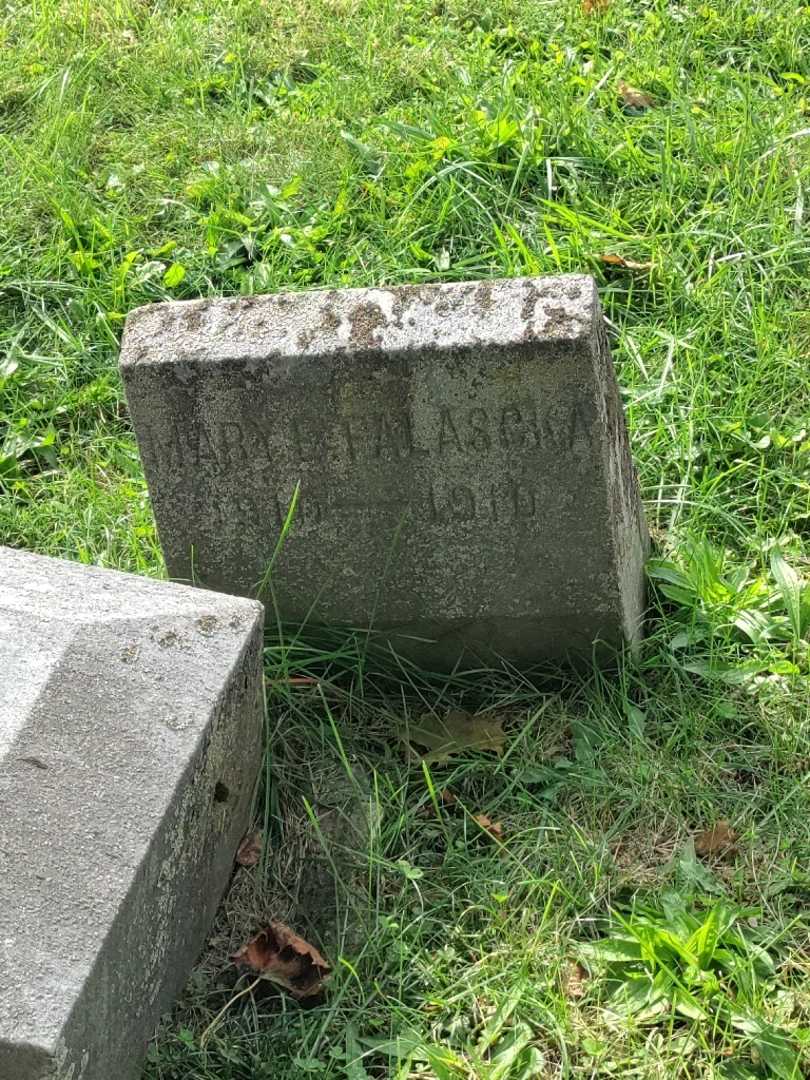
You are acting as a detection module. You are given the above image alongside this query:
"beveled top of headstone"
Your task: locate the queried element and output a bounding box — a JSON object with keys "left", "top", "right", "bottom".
{"left": 121, "top": 275, "right": 648, "bottom": 669}
{"left": 121, "top": 274, "right": 597, "bottom": 365}
{"left": 0, "top": 546, "right": 263, "bottom": 1070}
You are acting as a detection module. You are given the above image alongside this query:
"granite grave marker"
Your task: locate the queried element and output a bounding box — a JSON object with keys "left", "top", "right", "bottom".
{"left": 120, "top": 275, "right": 648, "bottom": 667}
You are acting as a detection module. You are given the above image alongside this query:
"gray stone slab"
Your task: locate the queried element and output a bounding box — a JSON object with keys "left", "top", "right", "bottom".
{"left": 120, "top": 275, "right": 648, "bottom": 668}
{"left": 0, "top": 547, "right": 265, "bottom": 1080}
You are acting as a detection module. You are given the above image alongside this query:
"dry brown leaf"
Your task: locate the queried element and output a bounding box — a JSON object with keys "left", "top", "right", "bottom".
{"left": 583, "top": 0, "right": 609, "bottom": 13}
{"left": 235, "top": 831, "right": 263, "bottom": 867}
{"left": 618, "top": 80, "right": 655, "bottom": 110}
{"left": 231, "top": 921, "right": 330, "bottom": 999}
{"left": 400, "top": 709, "right": 507, "bottom": 764}
{"left": 695, "top": 819, "right": 737, "bottom": 857}
{"left": 418, "top": 788, "right": 459, "bottom": 817}
{"left": 562, "top": 961, "right": 589, "bottom": 998}
{"left": 599, "top": 253, "right": 653, "bottom": 271}
{"left": 474, "top": 813, "right": 504, "bottom": 840}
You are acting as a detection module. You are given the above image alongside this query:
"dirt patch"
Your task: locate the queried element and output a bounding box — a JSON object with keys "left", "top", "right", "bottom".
{"left": 475, "top": 282, "right": 495, "bottom": 312}
{"left": 319, "top": 306, "right": 342, "bottom": 333}
{"left": 182, "top": 307, "right": 204, "bottom": 333}
{"left": 348, "top": 301, "right": 387, "bottom": 348}
{"left": 521, "top": 281, "right": 540, "bottom": 324}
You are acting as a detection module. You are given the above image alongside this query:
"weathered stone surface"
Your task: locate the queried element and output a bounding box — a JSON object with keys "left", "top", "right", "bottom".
{"left": 120, "top": 275, "right": 648, "bottom": 667}
{"left": 0, "top": 547, "right": 264, "bottom": 1080}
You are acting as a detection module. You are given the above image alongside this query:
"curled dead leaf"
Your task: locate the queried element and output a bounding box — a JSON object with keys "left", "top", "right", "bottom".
{"left": 474, "top": 813, "right": 504, "bottom": 840}
{"left": 599, "top": 253, "right": 653, "bottom": 271}
{"left": 562, "top": 961, "right": 589, "bottom": 998}
{"left": 400, "top": 709, "right": 507, "bottom": 764}
{"left": 440, "top": 788, "right": 458, "bottom": 806}
{"left": 618, "top": 80, "right": 655, "bottom": 110}
{"left": 235, "top": 831, "right": 263, "bottom": 867}
{"left": 694, "top": 819, "right": 737, "bottom": 857}
{"left": 232, "top": 921, "right": 330, "bottom": 999}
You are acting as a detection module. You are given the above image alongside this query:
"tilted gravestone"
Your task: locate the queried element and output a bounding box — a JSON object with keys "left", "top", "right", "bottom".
{"left": 120, "top": 274, "right": 648, "bottom": 668}
{"left": 0, "top": 547, "right": 264, "bottom": 1080}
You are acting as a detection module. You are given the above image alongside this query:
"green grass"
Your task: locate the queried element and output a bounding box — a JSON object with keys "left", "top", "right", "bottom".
{"left": 2, "top": 0, "right": 810, "bottom": 1075}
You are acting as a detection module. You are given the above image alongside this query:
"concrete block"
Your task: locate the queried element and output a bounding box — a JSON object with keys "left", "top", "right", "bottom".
{"left": 0, "top": 547, "right": 264, "bottom": 1079}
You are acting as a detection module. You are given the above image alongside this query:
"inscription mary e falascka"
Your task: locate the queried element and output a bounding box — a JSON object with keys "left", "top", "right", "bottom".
{"left": 138, "top": 396, "right": 592, "bottom": 475}
{"left": 137, "top": 396, "right": 592, "bottom": 535}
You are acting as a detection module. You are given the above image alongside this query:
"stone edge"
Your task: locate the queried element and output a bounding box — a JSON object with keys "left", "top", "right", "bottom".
{"left": 119, "top": 275, "right": 599, "bottom": 369}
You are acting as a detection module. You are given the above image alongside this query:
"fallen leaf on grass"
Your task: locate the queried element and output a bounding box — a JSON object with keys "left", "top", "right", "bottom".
{"left": 583, "top": 0, "right": 609, "bottom": 12}
{"left": 694, "top": 819, "right": 737, "bottom": 857}
{"left": 418, "top": 788, "right": 459, "bottom": 817}
{"left": 235, "top": 831, "right": 263, "bottom": 867}
{"left": 599, "top": 253, "right": 653, "bottom": 271}
{"left": 562, "top": 961, "right": 589, "bottom": 998}
{"left": 400, "top": 710, "right": 506, "bottom": 764}
{"left": 474, "top": 813, "right": 504, "bottom": 840}
{"left": 232, "top": 921, "right": 330, "bottom": 999}
{"left": 618, "top": 80, "right": 655, "bottom": 110}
